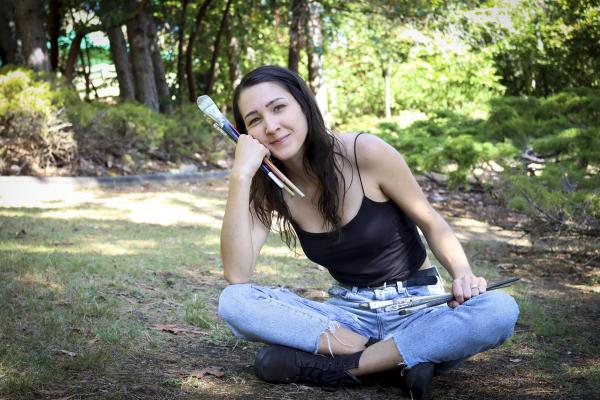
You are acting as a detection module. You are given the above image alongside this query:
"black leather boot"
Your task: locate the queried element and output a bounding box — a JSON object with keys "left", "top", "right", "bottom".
{"left": 399, "top": 362, "right": 435, "bottom": 400}
{"left": 360, "top": 362, "right": 435, "bottom": 399}
{"left": 254, "top": 345, "right": 362, "bottom": 389}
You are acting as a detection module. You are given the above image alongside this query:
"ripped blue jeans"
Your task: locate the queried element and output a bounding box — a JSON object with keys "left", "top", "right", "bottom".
{"left": 217, "top": 269, "right": 519, "bottom": 368}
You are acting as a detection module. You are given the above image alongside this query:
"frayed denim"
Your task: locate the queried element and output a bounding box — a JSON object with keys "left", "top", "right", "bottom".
{"left": 218, "top": 269, "right": 519, "bottom": 368}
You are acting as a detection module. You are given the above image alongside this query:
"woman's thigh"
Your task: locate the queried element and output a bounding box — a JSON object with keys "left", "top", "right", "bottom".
{"left": 218, "top": 284, "right": 372, "bottom": 353}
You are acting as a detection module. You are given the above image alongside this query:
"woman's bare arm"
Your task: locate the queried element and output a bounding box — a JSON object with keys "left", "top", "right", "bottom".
{"left": 220, "top": 135, "right": 270, "bottom": 284}
{"left": 354, "top": 134, "right": 487, "bottom": 305}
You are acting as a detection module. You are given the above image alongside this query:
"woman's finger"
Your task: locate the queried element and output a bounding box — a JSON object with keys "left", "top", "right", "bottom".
{"left": 478, "top": 277, "right": 487, "bottom": 293}
{"left": 452, "top": 279, "right": 465, "bottom": 304}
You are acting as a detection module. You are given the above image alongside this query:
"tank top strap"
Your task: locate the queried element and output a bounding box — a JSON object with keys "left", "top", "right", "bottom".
{"left": 353, "top": 133, "right": 366, "bottom": 196}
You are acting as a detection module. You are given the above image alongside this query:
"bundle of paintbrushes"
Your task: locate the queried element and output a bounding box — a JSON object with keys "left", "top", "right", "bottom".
{"left": 196, "top": 95, "right": 304, "bottom": 198}
{"left": 359, "top": 277, "right": 520, "bottom": 315}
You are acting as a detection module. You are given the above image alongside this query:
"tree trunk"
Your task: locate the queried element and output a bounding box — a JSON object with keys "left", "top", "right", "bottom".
{"left": 146, "top": 15, "right": 172, "bottom": 113}
{"left": 126, "top": 8, "right": 159, "bottom": 111}
{"left": 226, "top": 25, "right": 241, "bottom": 91}
{"left": 13, "top": 0, "right": 50, "bottom": 71}
{"left": 176, "top": 0, "right": 189, "bottom": 103}
{"left": 64, "top": 31, "right": 84, "bottom": 83}
{"left": 288, "top": 0, "right": 306, "bottom": 73}
{"left": 0, "top": 0, "right": 23, "bottom": 65}
{"left": 47, "top": 0, "right": 61, "bottom": 71}
{"left": 206, "top": 0, "right": 232, "bottom": 95}
{"left": 306, "top": 0, "right": 327, "bottom": 123}
{"left": 383, "top": 65, "right": 391, "bottom": 120}
{"left": 186, "top": 0, "right": 213, "bottom": 102}
{"left": 107, "top": 25, "right": 135, "bottom": 100}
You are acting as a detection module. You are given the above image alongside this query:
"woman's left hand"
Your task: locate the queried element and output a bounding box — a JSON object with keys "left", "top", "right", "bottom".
{"left": 448, "top": 274, "right": 487, "bottom": 308}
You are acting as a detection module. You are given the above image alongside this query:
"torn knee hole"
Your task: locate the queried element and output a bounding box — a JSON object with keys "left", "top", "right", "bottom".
{"left": 319, "top": 321, "right": 357, "bottom": 357}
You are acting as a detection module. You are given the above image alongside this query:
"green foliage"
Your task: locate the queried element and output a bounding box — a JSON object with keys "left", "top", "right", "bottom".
{"left": 77, "top": 101, "right": 175, "bottom": 151}
{"left": 343, "top": 87, "right": 600, "bottom": 238}
{"left": 326, "top": 10, "right": 505, "bottom": 125}
{"left": 348, "top": 109, "right": 517, "bottom": 188}
{"left": 0, "top": 67, "right": 78, "bottom": 174}
{"left": 0, "top": 67, "right": 222, "bottom": 175}
{"left": 465, "top": 0, "right": 600, "bottom": 95}
{"left": 0, "top": 67, "right": 64, "bottom": 134}
{"left": 394, "top": 46, "right": 505, "bottom": 116}
{"left": 163, "top": 103, "right": 222, "bottom": 162}
{"left": 183, "top": 293, "right": 212, "bottom": 329}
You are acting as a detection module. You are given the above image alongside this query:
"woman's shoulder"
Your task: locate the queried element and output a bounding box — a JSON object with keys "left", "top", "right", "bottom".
{"left": 337, "top": 132, "right": 395, "bottom": 165}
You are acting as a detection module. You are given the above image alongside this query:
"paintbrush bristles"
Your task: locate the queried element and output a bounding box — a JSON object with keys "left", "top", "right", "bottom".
{"left": 197, "top": 95, "right": 224, "bottom": 124}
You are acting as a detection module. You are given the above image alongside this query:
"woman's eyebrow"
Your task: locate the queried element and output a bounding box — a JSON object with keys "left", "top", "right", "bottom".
{"left": 244, "top": 97, "right": 285, "bottom": 120}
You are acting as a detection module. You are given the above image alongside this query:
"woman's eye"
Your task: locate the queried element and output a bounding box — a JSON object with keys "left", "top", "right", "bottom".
{"left": 273, "top": 104, "right": 285, "bottom": 112}
{"left": 247, "top": 117, "right": 260, "bottom": 127}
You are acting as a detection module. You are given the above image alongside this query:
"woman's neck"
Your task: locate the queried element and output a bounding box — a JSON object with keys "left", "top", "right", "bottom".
{"left": 278, "top": 157, "right": 320, "bottom": 199}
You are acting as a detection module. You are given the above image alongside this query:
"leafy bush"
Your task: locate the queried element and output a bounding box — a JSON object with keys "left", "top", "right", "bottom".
{"left": 343, "top": 88, "right": 600, "bottom": 240}
{"left": 347, "top": 110, "right": 517, "bottom": 188}
{"left": 163, "top": 103, "right": 225, "bottom": 164}
{"left": 0, "top": 67, "right": 77, "bottom": 175}
{"left": 0, "top": 67, "right": 223, "bottom": 176}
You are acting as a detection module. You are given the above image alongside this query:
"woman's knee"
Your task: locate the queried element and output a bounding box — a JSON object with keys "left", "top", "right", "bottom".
{"left": 217, "top": 283, "right": 253, "bottom": 323}
{"left": 476, "top": 291, "right": 520, "bottom": 340}
{"left": 487, "top": 291, "right": 519, "bottom": 325}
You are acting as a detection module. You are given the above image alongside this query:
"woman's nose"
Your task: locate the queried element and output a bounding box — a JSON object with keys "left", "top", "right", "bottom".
{"left": 263, "top": 115, "right": 279, "bottom": 135}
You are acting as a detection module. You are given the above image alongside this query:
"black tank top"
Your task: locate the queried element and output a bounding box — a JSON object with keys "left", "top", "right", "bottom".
{"left": 292, "top": 134, "right": 427, "bottom": 287}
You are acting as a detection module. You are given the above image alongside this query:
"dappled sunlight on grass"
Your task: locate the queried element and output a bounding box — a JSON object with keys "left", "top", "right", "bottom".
{"left": 0, "top": 183, "right": 98, "bottom": 208}
{"left": 18, "top": 271, "right": 64, "bottom": 292}
{"left": 1, "top": 183, "right": 226, "bottom": 227}
{"left": 260, "top": 244, "right": 294, "bottom": 257}
{"left": 0, "top": 239, "right": 158, "bottom": 256}
{"left": 446, "top": 215, "right": 531, "bottom": 246}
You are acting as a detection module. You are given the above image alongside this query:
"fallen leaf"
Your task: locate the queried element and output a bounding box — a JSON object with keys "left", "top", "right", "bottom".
{"left": 58, "top": 349, "right": 77, "bottom": 357}
{"left": 153, "top": 324, "right": 207, "bottom": 335}
{"left": 509, "top": 358, "right": 522, "bottom": 363}
{"left": 497, "top": 263, "right": 518, "bottom": 270}
{"left": 191, "top": 366, "right": 225, "bottom": 379}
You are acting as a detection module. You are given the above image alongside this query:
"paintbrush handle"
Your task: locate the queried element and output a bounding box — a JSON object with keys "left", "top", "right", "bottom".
{"left": 398, "top": 277, "right": 520, "bottom": 315}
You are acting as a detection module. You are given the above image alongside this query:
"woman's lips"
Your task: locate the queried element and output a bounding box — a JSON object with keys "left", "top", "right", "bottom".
{"left": 270, "top": 134, "right": 290, "bottom": 146}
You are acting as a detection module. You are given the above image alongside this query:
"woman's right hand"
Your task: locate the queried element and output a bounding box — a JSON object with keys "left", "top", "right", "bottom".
{"left": 231, "top": 134, "right": 270, "bottom": 181}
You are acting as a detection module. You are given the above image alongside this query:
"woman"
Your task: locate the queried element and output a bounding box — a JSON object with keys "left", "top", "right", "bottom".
{"left": 217, "top": 65, "right": 519, "bottom": 399}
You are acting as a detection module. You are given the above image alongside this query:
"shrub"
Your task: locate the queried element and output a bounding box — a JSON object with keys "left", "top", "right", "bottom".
{"left": 0, "top": 67, "right": 225, "bottom": 176}
{"left": 163, "top": 103, "right": 226, "bottom": 164}
{"left": 348, "top": 88, "right": 600, "bottom": 242}
{"left": 0, "top": 67, "right": 77, "bottom": 175}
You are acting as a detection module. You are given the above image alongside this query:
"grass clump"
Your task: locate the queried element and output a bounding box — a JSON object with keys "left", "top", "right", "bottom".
{"left": 184, "top": 293, "right": 213, "bottom": 329}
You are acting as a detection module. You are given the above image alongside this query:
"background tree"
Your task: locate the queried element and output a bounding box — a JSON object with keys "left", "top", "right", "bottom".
{"left": 205, "top": 0, "right": 233, "bottom": 95}
{"left": 176, "top": 0, "right": 190, "bottom": 103}
{"left": 306, "top": 0, "right": 326, "bottom": 119}
{"left": 288, "top": 0, "right": 306, "bottom": 73}
{"left": 127, "top": 7, "right": 159, "bottom": 111}
{"left": 0, "top": 0, "right": 23, "bottom": 65}
{"left": 47, "top": 0, "right": 62, "bottom": 71}
{"left": 147, "top": 13, "right": 172, "bottom": 113}
{"left": 14, "top": 0, "right": 50, "bottom": 72}
{"left": 107, "top": 24, "right": 135, "bottom": 100}
{"left": 186, "top": 0, "right": 213, "bottom": 102}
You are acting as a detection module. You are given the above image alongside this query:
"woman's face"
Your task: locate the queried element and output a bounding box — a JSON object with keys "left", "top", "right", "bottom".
{"left": 237, "top": 82, "right": 308, "bottom": 162}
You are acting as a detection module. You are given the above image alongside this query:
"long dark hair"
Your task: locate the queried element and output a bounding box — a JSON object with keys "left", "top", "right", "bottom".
{"left": 232, "top": 65, "right": 348, "bottom": 249}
